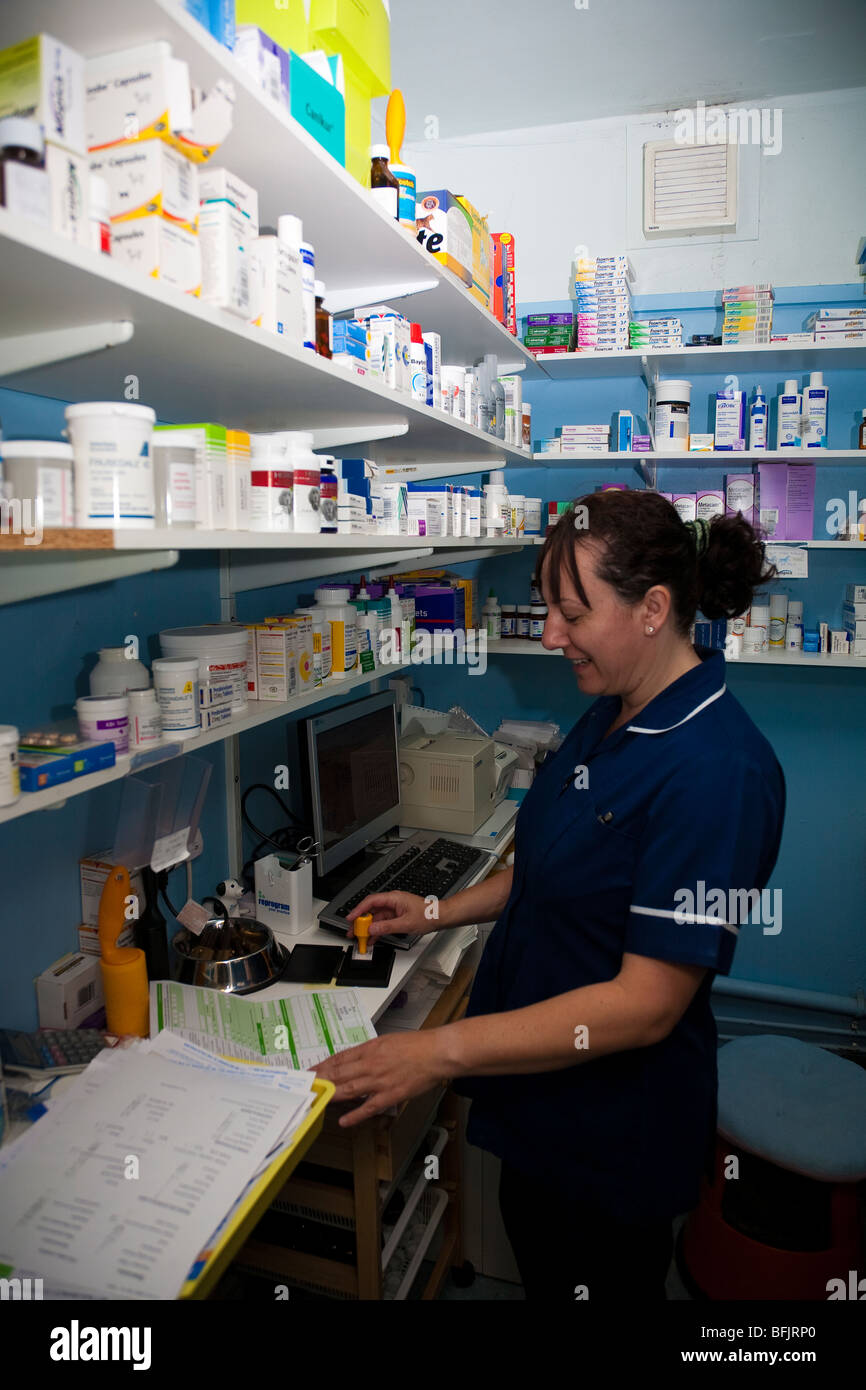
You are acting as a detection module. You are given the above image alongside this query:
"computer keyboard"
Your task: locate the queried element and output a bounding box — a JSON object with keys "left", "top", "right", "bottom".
{"left": 318, "top": 831, "right": 492, "bottom": 949}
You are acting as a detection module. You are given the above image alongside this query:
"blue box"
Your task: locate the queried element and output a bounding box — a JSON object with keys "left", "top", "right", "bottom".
{"left": 289, "top": 51, "right": 345, "bottom": 165}
{"left": 18, "top": 739, "right": 116, "bottom": 792}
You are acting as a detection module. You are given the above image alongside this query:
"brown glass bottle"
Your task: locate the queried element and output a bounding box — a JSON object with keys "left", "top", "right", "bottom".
{"left": 370, "top": 144, "right": 399, "bottom": 220}
{"left": 315, "top": 281, "right": 332, "bottom": 358}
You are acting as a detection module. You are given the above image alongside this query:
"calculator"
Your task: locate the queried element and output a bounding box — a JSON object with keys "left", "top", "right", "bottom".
{"left": 0, "top": 1028, "right": 115, "bottom": 1076}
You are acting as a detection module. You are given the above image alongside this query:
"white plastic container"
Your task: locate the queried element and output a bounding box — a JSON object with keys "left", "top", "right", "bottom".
{"left": 524, "top": 498, "right": 542, "bottom": 535}
{"left": 151, "top": 656, "right": 200, "bottom": 737}
{"left": 279, "top": 215, "right": 315, "bottom": 351}
{"left": 802, "top": 371, "right": 829, "bottom": 449}
{"left": 769, "top": 594, "right": 788, "bottom": 648}
{"left": 76, "top": 694, "right": 129, "bottom": 753}
{"left": 482, "top": 590, "right": 501, "bottom": 641}
{"left": 749, "top": 605, "right": 770, "bottom": 653}
{"left": 151, "top": 439, "right": 198, "bottom": 528}
{"left": 483, "top": 470, "right": 509, "bottom": 538}
{"left": 128, "top": 688, "right": 162, "bottom": 750}
{"left": 509, "top": 495, "right": 525, "bottom": 537}
{"left": 0, "top": 441, "right": 74, "bottom": 527}
{"left": 742, "top": 627, "right": 763, "bottom": 657}
{"left": 65, "top": 402, "right": 156, "bottom": 528}
{"left": 441, "top": 366, "right": 466, "bottom": 420}
{"left": 249, "top": 448, "right": 294, "bottom": 532}
{"left": 776, "top": 380, "right": 802, "bottom": 450}
{"left": 313, "top": 589, "right": 357, "bottom": 680}
{"left": 160, "top": 625, "right": 248, "bottom": 713}
{"left": 0, "top": 725, "right": 20, "bottom": 806}
{"left": 749, "top": 386, "right": 768, "bottom": 451}
{"left": 303, "top": 609, "right": 333, "bottom": 683}
{"left": 90, "top": 647, "right": 150, "bottom": 697}
{"left": 653, "top": 379, "right": 692, "bottom": 453}
{"left": 290, "top": 433, "right": 321, "bottom": 534}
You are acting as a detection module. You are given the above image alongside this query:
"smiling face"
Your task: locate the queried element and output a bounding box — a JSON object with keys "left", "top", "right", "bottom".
{"left": 540, "top": 537, "right": 657, "bottom": 696}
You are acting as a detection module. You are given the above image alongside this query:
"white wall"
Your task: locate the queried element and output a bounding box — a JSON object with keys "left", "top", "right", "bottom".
{"left": 391, "top": 88, "right": 866, "bottom": 301}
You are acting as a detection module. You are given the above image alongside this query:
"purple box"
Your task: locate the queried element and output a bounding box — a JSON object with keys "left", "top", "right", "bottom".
{"left": 785, "top": 464, "right": 816, "bottom": 541}
{"left": 526, "top": 313, "right": 574, "bottom": 326}
{"left": 757, "top": 463, "right": 787, "bottom": 539}
{"left": 725, "top": 473, "right": 757, "bottom": 527}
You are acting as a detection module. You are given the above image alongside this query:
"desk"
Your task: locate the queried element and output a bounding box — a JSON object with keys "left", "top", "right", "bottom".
{"left": 227, "top": 830, "right": 515, "bottom": 1301}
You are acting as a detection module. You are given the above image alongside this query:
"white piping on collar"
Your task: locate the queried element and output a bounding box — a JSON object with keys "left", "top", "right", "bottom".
{"left": 626, "top": 683, "right": 727, "bottom": 735}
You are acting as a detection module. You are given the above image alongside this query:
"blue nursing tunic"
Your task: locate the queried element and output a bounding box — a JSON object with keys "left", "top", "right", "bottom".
{"left": 456, "top": 649, "right": 786, "bottom": 1224}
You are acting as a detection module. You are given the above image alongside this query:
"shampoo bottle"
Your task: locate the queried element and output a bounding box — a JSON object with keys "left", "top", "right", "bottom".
{"left": 801, "top": 371, "right": 829, "bottom": 449}
{"left": 749, "top": 385, "right": 768, "bottom": 451}
{"left": 776, "top": 380, "right": 802, "bottom": 450}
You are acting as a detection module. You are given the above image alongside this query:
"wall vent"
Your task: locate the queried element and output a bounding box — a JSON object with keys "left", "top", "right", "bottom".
{"left": 643, "top": 138, "right": 738, "bottom": 237}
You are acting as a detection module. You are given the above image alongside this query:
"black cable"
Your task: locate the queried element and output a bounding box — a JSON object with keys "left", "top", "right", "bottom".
{"left": 240, "top": 783, "right": 312, "bottom": 889}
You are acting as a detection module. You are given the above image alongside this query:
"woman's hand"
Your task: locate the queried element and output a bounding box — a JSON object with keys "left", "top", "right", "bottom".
{"left": 313, "top": 1030, "right": 454, "bottom": 1126}
{"left": 346, "top": 891, "right": 439, "bottom": 941}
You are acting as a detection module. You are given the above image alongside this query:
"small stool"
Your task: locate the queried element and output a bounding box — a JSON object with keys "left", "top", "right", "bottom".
{"left": 681, "top": 1035, "right": 866, "bottom": 1300}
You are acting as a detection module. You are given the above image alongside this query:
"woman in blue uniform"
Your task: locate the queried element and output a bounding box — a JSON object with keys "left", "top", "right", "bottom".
{"left": 315, "top": 490, "right": 786, "bottom": 1301}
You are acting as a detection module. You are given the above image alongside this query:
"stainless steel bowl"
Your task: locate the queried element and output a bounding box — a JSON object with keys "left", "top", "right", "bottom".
{"left": 170, "top": 917, "right": 288, "bottom": 994}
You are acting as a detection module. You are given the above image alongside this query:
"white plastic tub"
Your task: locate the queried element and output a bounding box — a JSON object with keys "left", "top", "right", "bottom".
{"left": 75, "top": 694, "right": 129, "bottom": 753}
{"left": 65, "top": 401, "right": 156, "bottom": 528}
{"left": 160, "top": 625, "right": 248, "bottom": 714}
{"left": 1, "top": 440, "right": 74, "bottom": 527}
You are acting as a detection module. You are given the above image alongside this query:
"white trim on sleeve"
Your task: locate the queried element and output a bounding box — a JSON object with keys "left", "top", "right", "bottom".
{"left": 630, "top": 903, "right": 739, "bottom": 936}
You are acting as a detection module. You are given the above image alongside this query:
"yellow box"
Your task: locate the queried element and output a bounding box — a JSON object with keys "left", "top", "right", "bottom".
{"left": 233, "top": 0, "right": 311, "bottom": 53}
{"left": 310, "top": 0, "right": 390, "bottom": 186}
{"left": 456, "top": 195, "right": 493, "bottom": 310}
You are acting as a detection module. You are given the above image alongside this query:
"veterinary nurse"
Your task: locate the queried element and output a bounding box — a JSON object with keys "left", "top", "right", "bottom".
{"left": 316, "top": 490, "right": 786, "bottom": 1301}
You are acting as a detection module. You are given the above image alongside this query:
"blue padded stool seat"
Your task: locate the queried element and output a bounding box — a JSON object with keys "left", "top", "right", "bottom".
{"left": 717, "top": 1034, "right": 866, "bottom": 1182}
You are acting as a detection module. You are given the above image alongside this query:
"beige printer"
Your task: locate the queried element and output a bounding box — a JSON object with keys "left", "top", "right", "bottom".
{"left": 398, "top": 730, "right": 518, "bottom": 834}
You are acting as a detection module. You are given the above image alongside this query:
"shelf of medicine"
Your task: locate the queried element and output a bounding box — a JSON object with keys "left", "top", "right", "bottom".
{"left": 0, "top": 0, "right": 538, "bottom": 376}
{"left": 0, "top": 660, "right": 411, "bottom": 828}
{"left": 0, "top": 213, "right": 533, "bottom": 467}
{"left": 536, "top": 342, "right": 866, "bottom": 380}
{"left": 533, "top": 450, "right": 866, "bottom": 467}
{"left": 0, "top": 529, "right": 536, "bottom": 553}
{"left": 488, "top": 639, "right": 866, "bottom": 668}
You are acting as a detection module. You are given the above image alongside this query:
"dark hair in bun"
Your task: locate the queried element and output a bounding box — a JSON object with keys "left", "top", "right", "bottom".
{"left": 536, "top": 489, "right": 776, "bottom": 636}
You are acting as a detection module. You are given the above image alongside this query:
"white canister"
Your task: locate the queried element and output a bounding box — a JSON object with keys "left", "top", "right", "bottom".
{"left": 524, "top": 498, "right": 542, "bottom": 535}
{"left": 289, "top": 433, "right": 320, "bottom": 534}
{"left": 510, "top": 495, "right": 525, "bottom": 537}
{"left": 128, "top": 688, "right": 162, "bottom": 750}
{"left": 160, "top": 625, "right": 249, "bottom": 714}
{"left": 653, "top": 380, "right": 692, "bottom": 453}
{"left": 65, "top": 402, "right": 156, "bottom": 528}
{"left": 250, "top": 450, "right": 294, "bottom": 532}
{"left": 313, "top": 589, "right": 357, "bottom": 680}
{"left": 0, "top": 441, "right": 74, "bottom": 527}
{"left": 441, "top": 366, "right": 466, "bottom": 420}
{"left": 0, "top": 725, "right": 20, "bottom": 806}
{"left": 90, "top": 647, "right": 151, "bottom": 697}
{"left": 749, "top": 605, "right": 770, "bottom": 653}
{"left": 152, "top": 657, "right": 200, "bottom": 737}
{"left": 769, "top": 594, "right": 788, "bottom": 648}
{"left": 151, "top": 440, "right": 199, "bottom": 528}
{"left": 76, "top": 694, "right": 130, "bottom": 753}
{"left": 742, "top": 627, "right": 763, "bottom": 658}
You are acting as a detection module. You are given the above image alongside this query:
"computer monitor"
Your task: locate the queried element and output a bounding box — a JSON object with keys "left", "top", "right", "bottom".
{"left": 301, "top": 690, "right": 401, "bottom": 883}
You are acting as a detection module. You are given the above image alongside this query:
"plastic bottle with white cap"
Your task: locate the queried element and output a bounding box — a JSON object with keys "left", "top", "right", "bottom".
{"left": 483, "top": 470, "right": 509, "bottom": 538}
{"left": 278, "top": 214, "right": 316, "bottom": 352}
{"left": 802, "top": 371, "right": 829, "bottom": 449}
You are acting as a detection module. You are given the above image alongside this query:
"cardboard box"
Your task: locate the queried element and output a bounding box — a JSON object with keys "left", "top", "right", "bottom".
{"left": 0, "top": 33, "right": 86, "bottom": 153}
{"left": 111, "top": 213, "right": 201, "bottom": 294}
{"left": 90, "top": 138, "right": 198, "bottom": 228}
{"left": 80, "top": 854, "right": 145, "bottom": 928}
{"left": 311, "top": 0, "right": 390, "bottom": 185}
{"left": 235, "top": 0, "right": 311, "bottom": 54}
{"left": 198, "top": 164, "right": 258, "bottom": 227}
{"left": 45, "top": 141, "right": 89, "bottom": 244}
{"left": 199, "top": 200, "right": 254, "bottom": 317}
{"left": 86, "top": 42, "right": 192, "bottom": 150}
{"left": 251, "top": 233, "right": 303, "bottom": 340}
{"left": 78, "top": 921, "right": 135, "bottom": 956}
{"left": 416, "top": 189, "right": 473, "bottom": 288}
{"left": 492, "top": 232, "right": 517, "bottom": 335}
{"left": 36, "top": 953, "right": 103, "bottom": 1029}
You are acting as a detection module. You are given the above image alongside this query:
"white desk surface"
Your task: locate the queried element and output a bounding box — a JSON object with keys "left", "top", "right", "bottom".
{"left": 249, "top": 834, "right": 515, "bottom": 1026}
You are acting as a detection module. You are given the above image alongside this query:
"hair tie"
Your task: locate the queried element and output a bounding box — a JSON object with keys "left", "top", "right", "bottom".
{"left": 685, "top": 517, "right": 712, "bottom": 557}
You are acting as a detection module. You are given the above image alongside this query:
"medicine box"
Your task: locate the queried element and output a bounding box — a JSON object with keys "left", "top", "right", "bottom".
{"left": 198, "top": 165, "right": 259, "bottom": 228}
{"left": 111, "top": 213, "right": 201, "bottom": 295}
{"left": 757, "top": 463, "right": 788, "bottom": 539}
{"left": 714, "top": 391, "right": 746, "bottom": 450}
{"left": 18, "top": 738, "right": 115, "bottom": 792}
{"left": 234, "top": 25, "right": 291, "bottom": 109}
{"left": 235, "top": 0, "right": 312, "bottom": 55}
{"left": 845, "top": 585, "right": 866, "bottom": 603}
{"left": 36, "top": 952, "right": 104, "bottom": 1030}
{"left": 90, "top": 138, "right": 198, "bottom": 228}
{"left": 0, "top": 33, "right": 86, "bottom": 154}
{"left": 842, "top": 607, "right": 866, "bottom": 638}
{"left": 78, "top": 921, "right": 135, "bottom": 956}
{"left": 255, "top": 624, "right": 299, "bottom": 702}
{"left": 416, "top": 190, "right": 473, "bottom": 288}
{"left": 80, "top": 854, "right": 145, "bottom": 928}
{"left": 45, "top": 142, "right": 90, "bottom": 245}
{"left": 86, "top": 42, "right": 192, "bottom": 150}
{"left": 310, "top": 0, "right": 391, "bottom": 184}
{"left": 199, "top": 201, "right": 254, "bottom": 318}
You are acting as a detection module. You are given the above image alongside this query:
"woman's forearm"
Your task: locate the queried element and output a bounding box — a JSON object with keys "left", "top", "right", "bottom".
{"left": 438, "top": 865, "right": 513, "bottom": 930}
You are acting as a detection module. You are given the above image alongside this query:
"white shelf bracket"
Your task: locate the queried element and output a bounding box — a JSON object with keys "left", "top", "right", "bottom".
{"left": 0, "top": 319, "right": 134, "bottom": 376}
{"left": 311, "top": 422, "right": 409, "bottom": 450}
{"left": 376, "top": 458, "right": 496, "bottom": 482}
{"left": 327, "top": 278, "right": 440, "bottom": 316}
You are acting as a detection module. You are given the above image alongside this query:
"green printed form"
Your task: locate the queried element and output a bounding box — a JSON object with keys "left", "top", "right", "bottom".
{"left": 149, "top": 983, "right": 376, "bottom": 1069}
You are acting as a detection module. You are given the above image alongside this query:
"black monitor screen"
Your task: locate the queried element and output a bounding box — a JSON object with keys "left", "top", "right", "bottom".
{"left": 313, "top": 704, "right": 400, "bottom": 855}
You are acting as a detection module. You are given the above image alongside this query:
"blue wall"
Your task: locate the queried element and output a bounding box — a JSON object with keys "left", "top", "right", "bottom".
{"left": 1, "top": 282, "right": 864, "bottom": 1028}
